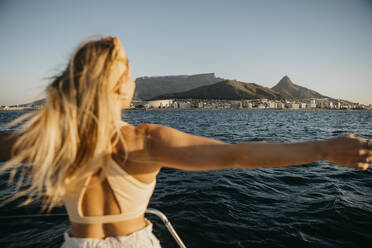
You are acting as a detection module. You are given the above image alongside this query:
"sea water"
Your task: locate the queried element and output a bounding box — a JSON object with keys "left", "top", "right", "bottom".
{"left": 0, "top": 109, "right": 371, "bottom": 248}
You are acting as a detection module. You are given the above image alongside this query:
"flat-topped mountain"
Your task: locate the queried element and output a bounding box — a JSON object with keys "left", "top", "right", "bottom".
{"left": 152, "top": 80, "right": 286, "bottom": 100}
{"left": 134, "top": 73, "right": 224, "bottom": 100}
{"left": 272, "top": 76, "right": 327, "bottom": 99}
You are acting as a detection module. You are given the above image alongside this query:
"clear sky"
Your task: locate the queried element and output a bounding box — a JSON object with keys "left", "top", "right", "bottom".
{"left": 0, "top": 0, "right": 371, "bottom": 105}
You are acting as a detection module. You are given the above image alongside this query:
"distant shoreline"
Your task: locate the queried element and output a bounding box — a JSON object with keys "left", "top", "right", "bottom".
{"left": 1, "top": 108, "right": 371, "bottom": 112}
{"left": 127, "top": 108, "right": 371, "bottom": 111}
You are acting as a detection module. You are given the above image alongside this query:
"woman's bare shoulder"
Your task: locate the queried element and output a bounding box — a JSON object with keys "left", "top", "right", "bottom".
{"left": 117, "top": 123, "right": 162, "bottom": 174}
{"left": 117, "top": 123, "right": 162, "bottom": 154}
{"left": 119, "top": 123, "right": 155, "bottom": 138}
{"left": 127, "top": 123, "right": 164, "bottom": 139}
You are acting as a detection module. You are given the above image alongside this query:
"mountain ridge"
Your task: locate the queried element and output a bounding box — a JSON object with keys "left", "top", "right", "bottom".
{"left": 134, "top": 73, "right": 224, "bottom": 100}
{"left": 271, "top": 75, "right": 328, "bottom": 100}
{"left": 152, "top": 79, "right": 286, "bottom": 100}
{"left": 15, "top": 73, "right": 360, "bottom": 106}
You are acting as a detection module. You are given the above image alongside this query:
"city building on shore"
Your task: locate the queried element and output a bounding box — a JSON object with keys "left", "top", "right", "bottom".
{"left": 132, "top": 98, "right": 370, "bottom": 110}
{"left": 145, "top": 99, "right": 174, "bottom": 109}
{"left": 2, "top": 98, "right": 370, "bottom": 111}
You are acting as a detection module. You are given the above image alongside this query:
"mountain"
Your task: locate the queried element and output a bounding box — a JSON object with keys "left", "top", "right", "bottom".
{"left": 152, "top": 80, "right": 286, "bottom": 100}
{"left": 134, "top": 73, "right": 224, "bottom": 100}
{"left": 272, "top": 76, "right": 327, "bottom": 99}
{"left": 15, "top": 75, "right": 358, "bottom": 106}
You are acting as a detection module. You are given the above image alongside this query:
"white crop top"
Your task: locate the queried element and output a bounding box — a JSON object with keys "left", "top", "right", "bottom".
{"left": 64, "top": 122, "right": 156, "bottom": 224}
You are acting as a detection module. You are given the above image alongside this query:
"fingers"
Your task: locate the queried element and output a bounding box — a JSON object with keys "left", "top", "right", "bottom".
{"left": 346, "top": 134, "right": 355, "bottom": 138}
{"left": 357, "top": 155, "right": 372, "bottom": 164}
{"left": 358, "top": 149, "right": 372, "bottom": 156}
{"left": 355, "top": 147, "right": 372, "bottom": 171}
{"left": 356, "top": 163, "right": 369, "bottom": 171}
{"left": 355, "top": 154, "right": 371, "bottom": 171}
{"left": 345, "top": 134, "right": 370, "bottom": 144}
{"left": 345, "top": 134, "right": 371, "bottom": 149}
{"left": 337, "top": 135, "right": 372, "bottom": 171}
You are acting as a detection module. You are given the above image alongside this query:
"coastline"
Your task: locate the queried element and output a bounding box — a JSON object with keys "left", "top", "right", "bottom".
{"left": 1, "top": 108, "right": 371, "bottom": 112}
{"left": 127, "top": 108, "right": 371, "bottom": 111}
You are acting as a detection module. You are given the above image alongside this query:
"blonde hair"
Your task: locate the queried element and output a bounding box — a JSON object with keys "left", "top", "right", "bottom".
{"left": 0, "top": 36, "right": 130, "bottom": 211}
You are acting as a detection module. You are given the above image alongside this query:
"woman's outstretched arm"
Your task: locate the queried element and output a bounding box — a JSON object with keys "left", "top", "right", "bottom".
{"left": 145, "top": 124, "right": 371, "bottom": 171}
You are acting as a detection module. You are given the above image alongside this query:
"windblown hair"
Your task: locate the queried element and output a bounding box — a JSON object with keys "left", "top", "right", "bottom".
{"left": 0, "top": 36, "right": 130, "bottom": 211}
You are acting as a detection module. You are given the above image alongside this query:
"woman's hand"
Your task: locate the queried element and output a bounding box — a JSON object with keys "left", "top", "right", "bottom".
{"left": 325, "top": 134, "right": 372, "bottom": 171}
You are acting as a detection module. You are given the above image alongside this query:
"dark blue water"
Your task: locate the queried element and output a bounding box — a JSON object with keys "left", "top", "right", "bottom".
{"left": 1, "top": 110, "right": 372, "bottom": 248}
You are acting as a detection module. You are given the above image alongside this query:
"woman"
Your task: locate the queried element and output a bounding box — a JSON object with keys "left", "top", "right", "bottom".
{"left": 0, "top": 36, "right": 371, "bottom": 248}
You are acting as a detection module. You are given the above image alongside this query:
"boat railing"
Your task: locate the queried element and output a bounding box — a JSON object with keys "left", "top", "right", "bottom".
{"left": 146, "top": 208, "right": 186, "bottom": 248}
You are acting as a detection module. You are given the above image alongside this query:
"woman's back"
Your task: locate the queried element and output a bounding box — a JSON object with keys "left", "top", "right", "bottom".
{"left": 68, "top": 123, "right": 161, "bottom": 238}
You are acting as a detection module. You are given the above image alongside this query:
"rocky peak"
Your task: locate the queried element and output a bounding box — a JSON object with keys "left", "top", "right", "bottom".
{"left": 276, "top": 75, "right": 294, "bottom": 87}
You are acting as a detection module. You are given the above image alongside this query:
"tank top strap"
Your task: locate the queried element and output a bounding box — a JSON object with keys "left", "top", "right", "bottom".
{"left": 76, "top": 173, "right": 94, "bottom": 218}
